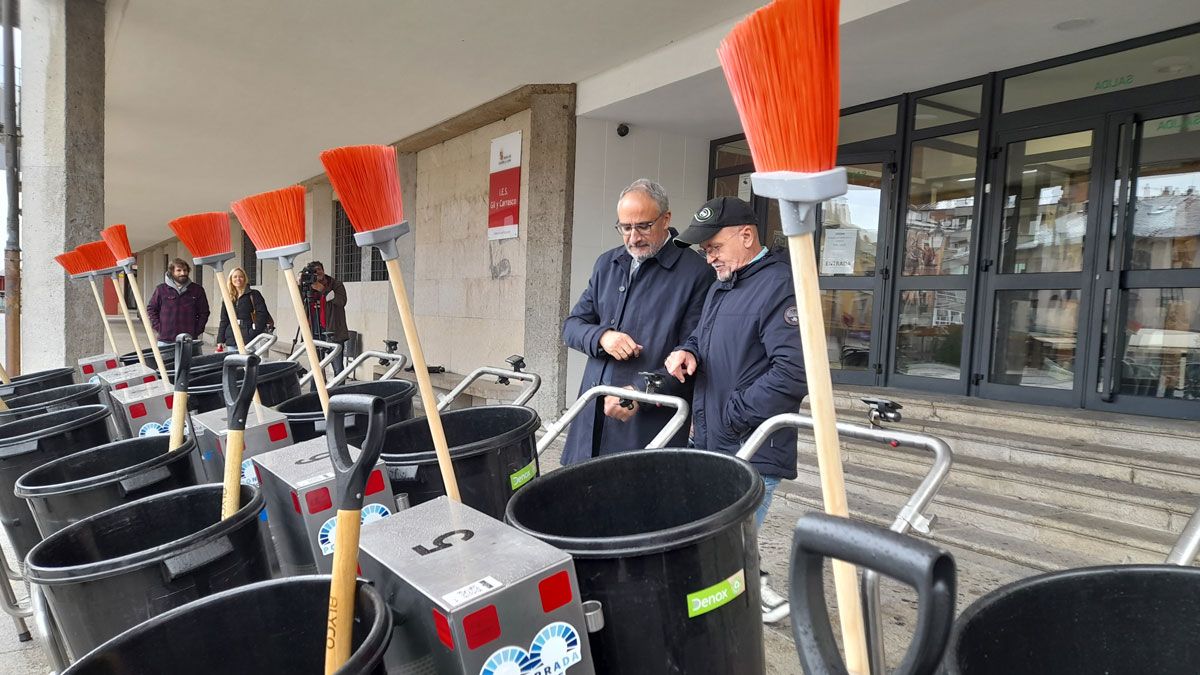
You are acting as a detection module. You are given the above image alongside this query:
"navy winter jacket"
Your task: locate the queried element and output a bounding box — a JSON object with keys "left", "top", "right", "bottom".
{"left": 561, "top": 235, "right": 714, "bottom": 464}
{"left": 679, "top": 250, "right": 807, "bottom": 478}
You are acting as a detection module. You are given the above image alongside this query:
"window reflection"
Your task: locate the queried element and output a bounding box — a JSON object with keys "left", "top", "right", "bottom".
{"left": 903, "top": 132, "right": 978, "bottom": 276}
{"left": 819, "top": 165, "right": 882, "bottom": 276}
{"left": 822, "top": 290, "right": 873, "bottom": 371}
{"left": 1119, "top": 288, "right": 1200, "bottom": 399}
{"left": 990, "top": 289, "right": 1080, "bottom": 389}
{"left": 1128, "top": 112, "right": 1200, "bottom": 270}
{"left": 895, "top": 290, "right": 966, "bottom": 379}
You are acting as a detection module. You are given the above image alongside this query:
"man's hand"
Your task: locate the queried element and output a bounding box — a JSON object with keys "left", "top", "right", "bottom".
{"left": 311, "top": 280, "right": 326, "bottom": 293}
{"left": 599, "top": 330, "right": 642, "bottom": 361}
{"left": 603, "top": 387, "right": 638, "bottom": 422}
{"left": 665, "top": 350, "right": 697, "bottom": 383}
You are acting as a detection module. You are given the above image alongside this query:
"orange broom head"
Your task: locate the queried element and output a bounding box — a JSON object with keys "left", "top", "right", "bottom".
{"left": 319, "top": 145, "right": 404, "bottom": 233}
{"left": 76, "top": 241, "right": 119, "bottom": 273}
{"left": 169, "top": 212, "right": 232, "bottom": 259}
{"left": 717, "top": 0, "right": 840, "bottom": 173}
{"left": 230, "top": 185, "right": 307, "bottom": 252}
{"left": 54, "top": 251, "right": 90, "bottom": 276}
{"left": 100, "top": 224, "right": 135, "bottom": 263}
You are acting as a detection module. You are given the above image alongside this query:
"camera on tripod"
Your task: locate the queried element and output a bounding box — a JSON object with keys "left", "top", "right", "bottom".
{"left": 298, "top": 261, "right": 322, "bottom": 304}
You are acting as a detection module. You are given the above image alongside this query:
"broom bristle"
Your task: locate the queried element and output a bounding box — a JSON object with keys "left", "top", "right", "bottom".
{"left": 76, "top": 241, "right": 118, "bottom": 271}
{"left": 718, "top": 0, "right": 840, "bottom": 173}
{"left": 100, "top": 224, "right": 134, "bottom": 261}
{"left": 169, "top": 212, "right": 233, "bottom": 259}
{"left": 319, "top": 145, "right": 404, "bottom": 233}
{"left": 230, "top": 186, "right": 307, "bottom": 252}
{"left": 54, "top": 251, "right": 90, "bottom": 276}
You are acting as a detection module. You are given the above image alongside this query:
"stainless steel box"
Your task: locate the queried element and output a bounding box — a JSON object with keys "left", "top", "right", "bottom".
{"left": 96, "top": 363, "right": 158, "bottom": 392}
{"left": 253, "top": 436, "right": 395, "bottom": 575}
{"left": 192, "top": 405, "right": 294, "bottom": 485}
{"left": 359, "top": 496, "right": 596, "bottom": 675}
{"left": 108, "top": 380, "right": 176, "bottom": 439}
{"left": 77, "top": 353, "right": 120, "bottom": 380}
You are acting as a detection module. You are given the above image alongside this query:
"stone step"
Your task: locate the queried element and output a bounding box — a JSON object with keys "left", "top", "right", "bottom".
{"left": 792, "top": 456, "right": 1175, "bottom": 565}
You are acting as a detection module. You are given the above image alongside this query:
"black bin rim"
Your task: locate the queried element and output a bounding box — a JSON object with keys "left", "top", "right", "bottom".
{"left": 25, "top": 483, "right": 263, "bottom": 585}
{"left": 1, "top": 382, "right": 104, "bottom": 411}
{"left": 505, "top": 448, "right": 763, "bottom": 558}
{"left": 4, "top": 366, "right": 76, "bottom": 386}
{"left": 277, "top": 379, "right": 417, "bottom": 419}
{"left": 187, "top": 360, "right": 300, "bottom": 394}
{"left": 0, "top": 405, "right": 111, "bottom": 459}
{"left": 61, "top": 575, "right": 392, "bottom": 675}
{"left": 13, "top": 435, "right": 196, "bottom": 499}
{"left": 380, "top": 404, "right": 540, "bottom": 464}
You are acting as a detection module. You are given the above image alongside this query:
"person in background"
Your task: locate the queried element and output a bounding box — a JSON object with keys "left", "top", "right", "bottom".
{"left": 215, "top": 266, "right": 273, "bottom": 352}
{"left": 146, "top": 257, "right": 210, "bottom": 344}
{"left": 306, "top": 261, "right": 350, "bottom": 373}
{"left": 561, "top": 179, "right": 714, "bottom": 464}
{"left": 664, "top": 196, "right": 807, "bottom": 624}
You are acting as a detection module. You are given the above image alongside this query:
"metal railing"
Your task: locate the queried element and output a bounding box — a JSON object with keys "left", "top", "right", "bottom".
{"left": 328, "top": 350, "right": 409, "bottom": 388}
{"left": 1167, "top": 505, "right": 1200, "bottom": 565}
{"left": 536, "top": 385, "right": 689, "bottom": 457}
{"left": 437, "top": 366, "right": 542, "bottom": 412}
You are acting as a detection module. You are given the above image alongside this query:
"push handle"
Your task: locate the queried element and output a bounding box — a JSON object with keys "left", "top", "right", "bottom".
{"left": 790, "top": 513, "right": 956, "bottom": 675}
{"left": 222, "top": 353, "right": 260, "bottom": 432}
{"left": 173, "top": 334, "right": 193, "bottom": 392}
{"left": 326, "top": 394, "right": 387, "bottom": 511}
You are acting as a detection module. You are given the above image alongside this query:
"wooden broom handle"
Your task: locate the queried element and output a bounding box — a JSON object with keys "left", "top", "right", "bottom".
{"left": 214, "top": 270, "right": 265, "bottom": 417}
{"left": 113, "top": 274, "right": 148, "bottom": 367}
{"left": 283, "top": 267, "right": 331, "bottom": 415}
{"left": 168, "top": 390, "right": 189, "bottom": 452}
{"left": 324, "top": 509, "right": 361, "bottom": 674}
{"left": 384, "top": 258, "right": 460, "bottom": 502}
{"left": 126, "top": 270, "right": 171, "bottom": 382}
{"left": 87, "top": 277, "right": 121, "bottom": 354}
{"left": 220, "top": 429, "right": 245, "bottom": 519}
{"left": 787, "top": 233, "right": 869, "bottom": 675}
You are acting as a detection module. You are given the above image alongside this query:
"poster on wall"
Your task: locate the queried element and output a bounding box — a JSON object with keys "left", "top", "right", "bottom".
{"left": 488, "top": 131, "right": 522, "bottom": 241}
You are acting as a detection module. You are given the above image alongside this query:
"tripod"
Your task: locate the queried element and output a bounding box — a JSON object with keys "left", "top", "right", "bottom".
{"left": 291, "top": 289, "right": 333, "bottom": 382}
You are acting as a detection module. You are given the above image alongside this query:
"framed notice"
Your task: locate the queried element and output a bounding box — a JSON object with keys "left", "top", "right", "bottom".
{"left": 488, "top": 131, "right": 522, "bottom": 240}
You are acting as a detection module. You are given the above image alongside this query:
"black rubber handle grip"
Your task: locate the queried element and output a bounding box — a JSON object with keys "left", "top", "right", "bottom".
{"left": 789, "top": 513, "right": 956, "bottom": 675}
{"left": 221, "top": 353, "right": 260, "bottom": 432}
{"left": 173, "top": 334, "right": 193, "bottom": 392}
{"left": 326, "top": 393, "right": 387, "bottom": 512}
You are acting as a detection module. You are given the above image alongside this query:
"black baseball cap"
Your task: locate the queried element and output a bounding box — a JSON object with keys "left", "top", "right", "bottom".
{"left": 674, "top": 196, "right": 759, "bottom": 247}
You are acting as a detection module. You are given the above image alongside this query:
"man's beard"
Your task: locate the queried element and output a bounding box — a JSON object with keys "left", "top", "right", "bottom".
{"left": 626, "top": 237, "right": 666, "bottom": 263}
{"left": 716, "top": 269, "right": 733, "bottom": 282}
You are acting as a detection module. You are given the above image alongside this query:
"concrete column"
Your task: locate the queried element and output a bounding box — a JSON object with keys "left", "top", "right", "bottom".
{"left": 20, "top": 0, "right": 106, "bottom": 370}
{"left": 523, "top": 87, "right": 576, "bottom": 420}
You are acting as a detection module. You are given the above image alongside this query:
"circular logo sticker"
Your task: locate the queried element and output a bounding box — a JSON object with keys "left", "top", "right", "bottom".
{"left": 240, "top": 458, "right": 257, "bottom": 486}
{"left": 696, "top": 206, "right": 714, "bottom": 222}
{"left": 138, "top": 419, "right": 171, "bottom": 437}
{"left": 318, "top": 516, "right": 338, "bottom": 556}
{"left": 784, "top": 305, "right": 799, "bottom": 326}
{"left": 361, "top": 503, "right": 392, "bottom": 524}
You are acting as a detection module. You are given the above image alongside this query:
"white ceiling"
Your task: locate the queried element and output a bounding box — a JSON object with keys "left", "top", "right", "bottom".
{"left": 104, "top": 0, "right": 765, "bottom": 247}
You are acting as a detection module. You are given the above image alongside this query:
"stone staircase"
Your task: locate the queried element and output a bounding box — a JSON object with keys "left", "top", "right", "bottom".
{"left": 778, "top": 386, "right": 1200, "bottom": 573}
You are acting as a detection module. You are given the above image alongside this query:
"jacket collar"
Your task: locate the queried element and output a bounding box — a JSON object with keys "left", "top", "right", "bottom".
{"left": 717, "top": 248, "right": 781, "bottom": 290}
{"left": 613, "top": 227, "right": 684, "bottom": 270}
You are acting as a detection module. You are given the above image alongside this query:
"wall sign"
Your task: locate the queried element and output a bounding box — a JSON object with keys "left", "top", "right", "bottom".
{"left": 488, "top": 131, "right": 522, "bottom": 241}
{"left": 820, "top": 228, "right": 858, "bottom": 275}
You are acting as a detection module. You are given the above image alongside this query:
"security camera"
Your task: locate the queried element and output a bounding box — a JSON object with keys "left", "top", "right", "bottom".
{"left": 616, "top": 123, "right": 630, "bottom": 137}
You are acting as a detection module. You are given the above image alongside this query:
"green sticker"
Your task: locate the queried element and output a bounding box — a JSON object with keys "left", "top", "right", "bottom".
{"left": 686, "top": 569, "right": 746, "bottom": 618}
{"left": 509, "top": 460, "right": 536, "bottom": 490}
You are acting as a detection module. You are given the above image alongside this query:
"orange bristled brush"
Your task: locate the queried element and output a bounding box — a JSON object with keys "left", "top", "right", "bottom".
{"left": 170, "top": 212, "right": 248, "bottom": 348}
{"left": 55, "top": 251, "right": 120, "bottom": 354}
{"left": 78, "top": 240, "right": 149, "bottom": 367}
{"left": 102, "top": 224, "right": 170, "bottom": 382}
{"left": 231, "top": 186, "right": 332, "bottom": 416}
{"left": 720, "top": 1, "right": 869, "bottom": 673}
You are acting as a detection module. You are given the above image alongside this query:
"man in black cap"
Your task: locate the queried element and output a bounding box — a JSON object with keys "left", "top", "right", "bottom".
{"left": 664, "top": 195, "right": 806, "bottom": 624}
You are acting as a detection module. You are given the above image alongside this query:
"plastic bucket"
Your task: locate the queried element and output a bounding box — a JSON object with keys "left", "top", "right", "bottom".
{"left": 0, "top": 405, "right": 112, "bottom": 562}
{"left": 119, "top": 341, "right": 202, "bottom": 367}
{"left": 169, "top": 351, "right": 236, "bottom": 383}
{"left": 381, "top": 405, "right": 540, "bottom": 519}
{"left": 14, "top": 434, "right": 198, "bottom": 537}
{"left": 25, "top": 483, "right": 271, "bottom": 659}
{"left": 62, "top": 576, "right": 392, "bottom": 674}
{"left": 277, "top": 379, "right": 416, "bottom": 443}
{"left": 505, "top": 448, "right": 765, "bottom": 675}
{"left": 0, "top": 383, "right": 106, "bottom": 424}
{"left": 0, "top": 367, "right": 76, "bottom": 399}
{"left": 187, "top": 361, "right": 302, "bottom": 413}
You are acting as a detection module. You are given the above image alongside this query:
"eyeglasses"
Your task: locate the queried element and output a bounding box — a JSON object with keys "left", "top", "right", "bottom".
{"left": 699, "top": 229, "right": 743, "bottom": 258}
{"left": 614, "top": 213, "right": 665, "bottom": 236}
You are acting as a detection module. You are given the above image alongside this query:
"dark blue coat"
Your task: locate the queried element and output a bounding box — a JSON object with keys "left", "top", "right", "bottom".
{"left": 561, "top": 236, "right": 714, "bottom": 464}
{"left": 679, "top": 250, "right": 806, "bottom": 478}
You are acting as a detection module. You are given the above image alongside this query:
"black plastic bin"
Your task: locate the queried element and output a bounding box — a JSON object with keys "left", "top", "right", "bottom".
{"left": 62, "top": 576, "right": 392, "bottom": 674}
{"left": 170, "top": 351, "right": 236, "bottom": 383}
{"left": 14, "top": 434, "right": 198, "bottom": 537}
{"left": 0, "top": 405, "right": 112, "bottom": 562}
{"left": 0, "top": 383, "right": 105, "bottom": 424}
{"left": 278, "top": 379, "right": 416, "bottom": 443}
{"left": 381, "top": 405, "right": 539, "bottom": 519}
{"left": 505, "top": 448, "right": 765, "bottom": 675}
{"left": 119, "top": 341, "right": 202, "bottom": 367}
{"left": 187, "top": 360, "right": 302, "bottom": 413}
{"left": 0, "top": 366, "right": 75, "bottom": 399}
{"left": 25, "top": 483, "right": 272, "bottom": 659}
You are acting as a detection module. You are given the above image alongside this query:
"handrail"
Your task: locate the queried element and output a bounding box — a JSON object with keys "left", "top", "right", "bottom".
{"left": 536, "top": 385, "right": 688, "bottom": 456}
{"left": 437, "top": 366, "right": 542, "bottom": 411}
{"left": 1166, "top": 505, "right": 1200, "bottom": 566}
{"left": 328, "top": 351, "right": 409, "bottom": 388}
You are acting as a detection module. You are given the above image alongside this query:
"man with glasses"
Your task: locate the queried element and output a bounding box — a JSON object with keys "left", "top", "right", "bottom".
{"left": 665, "top": 196, "right": 806, "bottom": 624}
{"left": 561, "top": 179, "right": 714, "bottom": 465}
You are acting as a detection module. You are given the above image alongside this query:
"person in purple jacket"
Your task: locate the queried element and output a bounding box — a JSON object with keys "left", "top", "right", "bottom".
{"left": 146, "top": 258, "right": 211, "bottom": 344}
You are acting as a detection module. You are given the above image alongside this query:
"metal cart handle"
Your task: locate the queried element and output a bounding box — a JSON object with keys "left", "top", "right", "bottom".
{"left": 437, "top": 366, "right": 542, "bottom": 411}
{"left": 288, "top": 339, "right": 343, "bottom": 387}
{"left": 536, "top": 385, "right": 689, "bottom": 456}
{"left": 245, "top": 332, "right": 278, "bottom": 359}
{"left": 1166, "top": 505, "right": 1200, "bottom": 565}
{"left": 328, "top": 351, "right": 410, "bottom": 388}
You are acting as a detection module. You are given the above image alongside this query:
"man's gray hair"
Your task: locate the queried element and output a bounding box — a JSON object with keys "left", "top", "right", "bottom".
{"left": 619, "top": 178, "right": 669, "bottom": 215}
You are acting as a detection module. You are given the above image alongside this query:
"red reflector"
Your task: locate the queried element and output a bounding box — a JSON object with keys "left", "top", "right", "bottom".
{"left": 253, "top": 464, "right": 263, "bottom": 484}
{"left": 889, "top": 440, "right": 900, "bottom": 447}
{"left": 462, "top": 605, "right": 500, "bottom": 650}
{"left": 115, "top": 382, "right": 128, "bottom": 390}
{"left": 433, "top": 609, "right": 454, "bottom": 651}
{"left": 365, "top": 470, "right": 385, "bottom": 496}
{"left": 538, "top": 570, "right": 573, "bottom": 613}
{"left": 306, "top": 487, "right": 332, "bottom": 514}
{"left": 143, "top": 375, "right": 156, "bottom": 383}
{"left": 290, "top": 491, "right": 301, "bottom": 514}
{"left": 82, "top": 364, "right": 95, "bottom": 374}
{"left": 106, "top": 359, "right": 118, "bottom": 369}
{"left": 165, "top": 394, "right": 174, "bottom": 409}
{"left": 267, "top": 422, "right": 288, "bottom": 442}
{"left": 129, "top": 402, "right": 147, "bottom": 419}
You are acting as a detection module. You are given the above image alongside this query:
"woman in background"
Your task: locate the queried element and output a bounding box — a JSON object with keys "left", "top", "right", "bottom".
{"left": 216, "top": 267, "right": 273, "bottom": 351}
